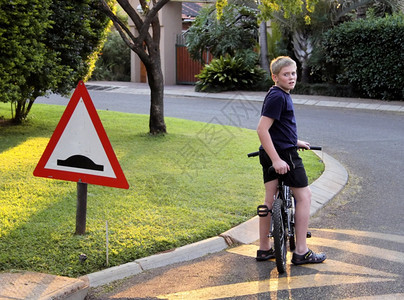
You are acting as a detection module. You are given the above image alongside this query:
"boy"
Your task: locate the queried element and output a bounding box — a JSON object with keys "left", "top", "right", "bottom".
{"left": 255, "top": 56, "right": 326, "bottom": 265}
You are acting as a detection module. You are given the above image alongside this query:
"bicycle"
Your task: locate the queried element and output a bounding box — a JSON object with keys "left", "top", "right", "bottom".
{"left": 248, "top": 146, "right": 322, "bottom": 273}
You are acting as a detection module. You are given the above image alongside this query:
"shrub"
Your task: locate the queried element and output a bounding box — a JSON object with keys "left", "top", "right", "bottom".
{"left": 321, "top": 13, "right": 404, "bottom": 100}
{"left": 293, "top": 83, "right": 355, "bottom": 98}
{"left": 91, "top": 30, "right": 131, "bottom": 82}
{"left": 195, "top": 51, "right": 270, "bottom": 92}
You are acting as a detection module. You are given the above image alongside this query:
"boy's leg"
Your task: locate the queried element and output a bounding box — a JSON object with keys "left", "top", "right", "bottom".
{"left": 290, "top": 186, "right": 311, "bottom": 255}
{"left": 259, "top": 179, "right": 278, "bottom": 251}
{"left": 291, "top": 185, "right": 326, "bottom": 264}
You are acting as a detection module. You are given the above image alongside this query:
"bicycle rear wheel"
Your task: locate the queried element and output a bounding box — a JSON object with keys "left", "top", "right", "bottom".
{"left": 272, "top": 197, "right": 287, "bottom": 273}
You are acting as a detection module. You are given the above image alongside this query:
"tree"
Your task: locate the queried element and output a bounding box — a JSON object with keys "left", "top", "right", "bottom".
{"left": 47, "top": 1, "right": 113, "bottom": 93}
{"left": 186, "top": 2, "right": 259, "bottom": 64}
{"left": 186, "top": 2, "right": 270, "bottom": 92}
{"left": 91, "top": 31, "right": 131, "bottom": 81}
{"left": 0, "top": 0, "right": 112, "bottom": 124}
{"left": 257, "top": 0, "right": 403, "bottom": 83}
{"left": 213, "top": 0, "right": 317, "bottom": 81}
{"left": 99, "top": 0, "right": 168, "bottom": 135}
{"left": 0, "top": 0, "right": 53, "bottom": 123}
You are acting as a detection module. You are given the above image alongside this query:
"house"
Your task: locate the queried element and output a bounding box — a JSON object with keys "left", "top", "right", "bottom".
{"left": 182, "top": 2, "right": 204, "bottom": 30}
{"left": 129, "top": 1, "right": 212, "bottom": 85}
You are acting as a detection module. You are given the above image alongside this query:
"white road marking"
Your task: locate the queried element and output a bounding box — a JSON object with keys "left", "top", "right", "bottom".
{"left": 157, "top": 229, "right": 403, "bottom": 299}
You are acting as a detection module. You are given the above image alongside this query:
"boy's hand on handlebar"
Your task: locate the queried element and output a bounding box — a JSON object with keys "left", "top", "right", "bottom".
{"left": 297, "top": 140, "right": 310, "bottom": 150}
{"left": 273, "top": 159, "right": 290, "bottom": 175}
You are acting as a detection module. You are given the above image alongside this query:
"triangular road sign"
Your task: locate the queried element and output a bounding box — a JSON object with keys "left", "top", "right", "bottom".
{"left": 33, "top": 81, "right": 129, "bottom": 189}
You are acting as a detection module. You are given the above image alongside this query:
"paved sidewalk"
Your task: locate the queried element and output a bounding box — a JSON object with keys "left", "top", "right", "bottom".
{"left": 0, "top": 271, "right": 88, "bottom": 300}
{"left": 1, "top": 82, "right": 401, "bottom": 299}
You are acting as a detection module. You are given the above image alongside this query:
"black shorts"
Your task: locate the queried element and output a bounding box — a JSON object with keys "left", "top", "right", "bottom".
{"left": 259, "top": 147, "right": 308, "bottom": 188}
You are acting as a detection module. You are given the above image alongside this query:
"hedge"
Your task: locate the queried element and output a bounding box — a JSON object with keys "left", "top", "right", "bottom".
{"left": 321, "top": 14, "right": 404, "bottom": 101}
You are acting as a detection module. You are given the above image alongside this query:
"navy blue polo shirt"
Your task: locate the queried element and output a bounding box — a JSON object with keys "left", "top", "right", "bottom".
{"left": 260, "top": 86, "right": 297, "bottom": 150}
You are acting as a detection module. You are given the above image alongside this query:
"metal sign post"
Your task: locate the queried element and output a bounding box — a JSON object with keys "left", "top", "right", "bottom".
{"left": 75, "top": 181, "right": 88, "bottom": 235}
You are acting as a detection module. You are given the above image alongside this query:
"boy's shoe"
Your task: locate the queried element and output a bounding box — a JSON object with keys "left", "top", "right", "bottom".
{"left": 256, "top": 248, "right": 275, "bottom": 261}
{"left": 291, "top": 249, "right": 326, "bottom": 265}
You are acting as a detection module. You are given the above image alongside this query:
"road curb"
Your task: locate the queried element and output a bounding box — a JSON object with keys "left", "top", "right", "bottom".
{"left": 310, "top": 151, "right": 348, "bottom": 216}
{"left": 83, "top": 236, "right": 228, "bottom": 287}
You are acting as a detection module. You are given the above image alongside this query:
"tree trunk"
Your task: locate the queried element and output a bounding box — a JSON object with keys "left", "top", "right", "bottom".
{"left": 300, "top": 61, "right": 310, "bottom": 84}
{"left": 356, "top": 5, "right": 367, "bottom": 19}
{"left": 13, "top": 99, "right": 34, "bottom": 124}
{"left": 292, "top": 29, "right": 313, "bottom": 84}
{"left": 13, "top": 101, "right": 25, "bottom": 124}
{"left": 146, "top": 60, "right": 166, "bottom": 135}
{"left": 259, "top": 22, "right": 270, "bottom": 75}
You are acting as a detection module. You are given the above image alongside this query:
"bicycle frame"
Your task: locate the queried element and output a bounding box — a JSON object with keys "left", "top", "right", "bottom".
{"left": 257, "top": 176, "right": 295, "bottom": 236}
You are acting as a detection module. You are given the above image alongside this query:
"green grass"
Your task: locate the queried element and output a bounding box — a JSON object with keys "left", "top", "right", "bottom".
{"left": 0, "top": 103, "right": 324, "bottom": 277}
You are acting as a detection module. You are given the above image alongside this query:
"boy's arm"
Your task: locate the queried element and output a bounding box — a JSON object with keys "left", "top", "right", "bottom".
{"left": 257, "top": 116, "right": 290, "bottom": 175}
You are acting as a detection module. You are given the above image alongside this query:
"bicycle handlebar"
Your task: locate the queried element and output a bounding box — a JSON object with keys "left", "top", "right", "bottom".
{"left": 247, "top": 146, "right": 322, "bottom": 158}
{"left": 307, "top": 146, "right": 322, "bottom": 151}
{"left": 247, "top": 151, "right": 259, "bottom": 157}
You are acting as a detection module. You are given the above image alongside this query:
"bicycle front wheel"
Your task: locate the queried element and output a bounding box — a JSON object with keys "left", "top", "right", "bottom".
{"left": 272, "top": 197, "right": 287, "bottom": 273}
{"left": 288, "top": 197, "right": 296, "bottom": 251}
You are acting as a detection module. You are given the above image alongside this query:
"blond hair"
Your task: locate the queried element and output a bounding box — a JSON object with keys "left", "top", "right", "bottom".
{"left": 270, "top": 56, "right": 296, "bottom": 76}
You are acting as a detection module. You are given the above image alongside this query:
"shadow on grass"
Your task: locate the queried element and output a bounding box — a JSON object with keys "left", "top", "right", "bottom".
{"left": 0, "top": 103, "right": 62, "bottom": 154}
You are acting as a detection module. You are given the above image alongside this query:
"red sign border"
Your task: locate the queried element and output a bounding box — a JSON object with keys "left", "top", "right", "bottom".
{"left": 33, "top": 81, "right": 129, "bottom": 189}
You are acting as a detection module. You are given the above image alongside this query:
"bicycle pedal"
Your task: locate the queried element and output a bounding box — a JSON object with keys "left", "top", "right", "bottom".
{"left": 307, "top": 231, "right": 312, "bottom": 238}
{"left": 257, "top": 205, "right": 271, "bottom": 217}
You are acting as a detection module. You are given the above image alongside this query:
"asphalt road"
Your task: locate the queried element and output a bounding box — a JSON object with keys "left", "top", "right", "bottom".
{"left": 37, "top": 90, "right": 404, "bottom": 299}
